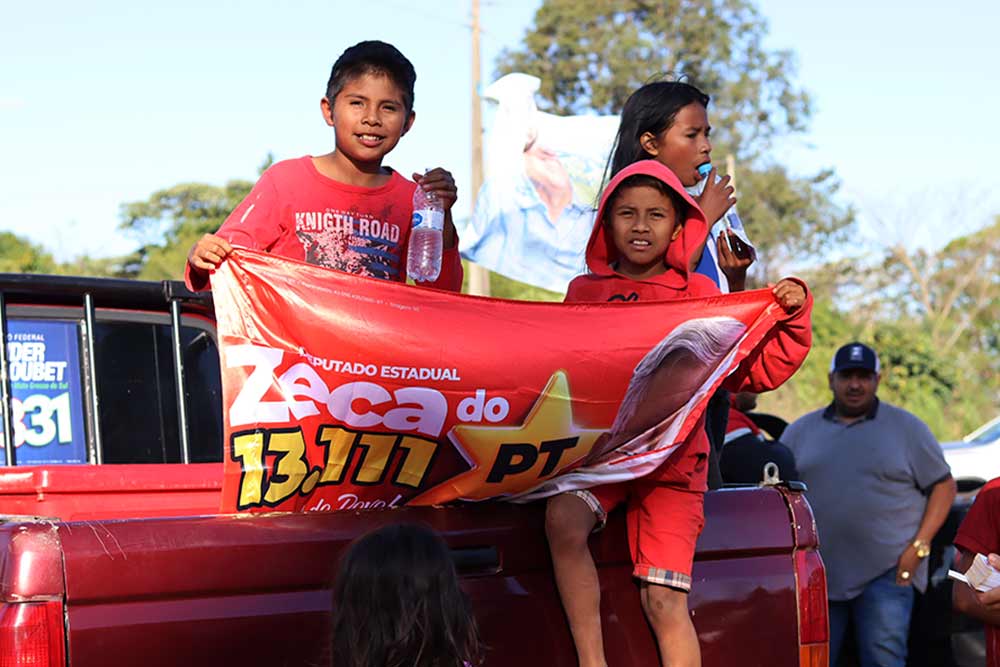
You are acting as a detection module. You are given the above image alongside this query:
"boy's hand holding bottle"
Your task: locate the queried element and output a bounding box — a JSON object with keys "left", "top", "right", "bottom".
{"left": 407, "top": 167, "right": 459, "bottom": 283}
{"left": 412, "top": 168, "right": 458, "bottom": 249}
{"left": 412, "top": 168, "right": 458, "bottom": 213}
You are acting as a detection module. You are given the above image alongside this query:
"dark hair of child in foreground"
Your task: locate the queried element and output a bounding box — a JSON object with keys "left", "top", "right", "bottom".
{"left": 332, "top": 522, "right": 483, "bottom": 667}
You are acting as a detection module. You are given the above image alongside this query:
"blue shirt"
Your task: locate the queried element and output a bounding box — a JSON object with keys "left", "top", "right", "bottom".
{"left": 460, "top": 174, "right": 594, "bottom": 294}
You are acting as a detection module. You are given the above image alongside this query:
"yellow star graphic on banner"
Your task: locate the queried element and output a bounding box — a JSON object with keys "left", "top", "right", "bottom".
{"left": 412, "top": 370, "right": 606, "bottom": 504}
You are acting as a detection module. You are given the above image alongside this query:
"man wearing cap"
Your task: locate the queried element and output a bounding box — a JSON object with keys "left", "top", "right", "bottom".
{"left": 783, "top": 342, "right": 956, "bottom": 667}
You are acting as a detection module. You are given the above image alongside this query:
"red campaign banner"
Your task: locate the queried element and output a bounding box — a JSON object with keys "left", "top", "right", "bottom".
{"left": 215, "top": 249, "right": 788, "bottom": 513}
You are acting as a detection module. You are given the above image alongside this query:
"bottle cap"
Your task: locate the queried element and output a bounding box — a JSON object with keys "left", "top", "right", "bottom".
{"left": 697, "top": 163, "right": 713, "bottom": 178}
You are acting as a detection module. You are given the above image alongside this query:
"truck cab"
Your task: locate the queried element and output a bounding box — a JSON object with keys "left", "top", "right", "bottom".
{"left": 0, "top": 274, "right": 224, "bottom": 519}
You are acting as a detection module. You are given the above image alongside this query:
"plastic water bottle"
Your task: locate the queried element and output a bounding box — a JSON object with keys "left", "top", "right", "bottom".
{"left": 407, "top": 179, "right": 445, "bottom": 282}
{"left": 695, "top": 162, "right": 743, "bottom": 235}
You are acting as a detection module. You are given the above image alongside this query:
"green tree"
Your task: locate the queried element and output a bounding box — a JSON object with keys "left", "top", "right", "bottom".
{"left": 736, "top": 165, "right": 853, "bottom": 279}
{"left": 845, "top": 215, "right": 1000, "bottom": 436}
{"left": 757, "top": 297, "right": 853, "bottom": 420}
{"left": 117, "top": 154, "right": 272, "bottom": 280}
{"left": 52, "top": 255, "right": 129, "bottom": 278}
{"left": 871, "top": 217, "right": 1000, "bottom": 354}
{"left": 497, "top": 0, "right": 854, "bottom": 277}
{"left": 0, "top": 231, "right": 130, "bottom": 278}
{"left": 498, "top": 0, "right": 808, "bottom": 153}
{"left": 758, "top": 298, "right": 987, "bottom": 440}
{"left": 764, "top": 210, "right": 1000, "bottom": 440}
{"left": 118, "top": 180, "right": 254, "bottom": 280}
{"left": 0, "top": 232, "right": 57, "bottom": 273}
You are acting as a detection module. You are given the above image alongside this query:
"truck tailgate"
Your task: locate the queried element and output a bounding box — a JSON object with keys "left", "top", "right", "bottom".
{"left": 57, "top": 487, "right": 811, "bottom": 666}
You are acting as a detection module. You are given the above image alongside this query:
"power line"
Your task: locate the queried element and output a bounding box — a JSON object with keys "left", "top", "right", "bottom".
{"left": 380, "top": 0, "right": 496, "bottom": 36}
{"left": 380, "top": 0, "right": 475, "bottom": 31}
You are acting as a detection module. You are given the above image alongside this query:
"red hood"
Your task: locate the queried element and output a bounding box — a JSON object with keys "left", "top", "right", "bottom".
{"left": 585, "top": 160, "right": 708, "bottom": 290}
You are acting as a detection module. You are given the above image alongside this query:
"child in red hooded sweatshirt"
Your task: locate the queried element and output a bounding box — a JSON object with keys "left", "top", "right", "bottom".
{"left": 546, "top": 160, "right": 812, "bottom": 667}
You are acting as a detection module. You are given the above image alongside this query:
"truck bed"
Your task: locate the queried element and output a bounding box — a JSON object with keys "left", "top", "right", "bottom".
{"left": 0, "top": 485, "right": 821, "bottom": 667}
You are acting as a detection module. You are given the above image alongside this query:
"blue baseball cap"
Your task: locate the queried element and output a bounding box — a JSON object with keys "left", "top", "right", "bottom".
{"left": 830, "top": 342, "right": 880, "bottom": 374}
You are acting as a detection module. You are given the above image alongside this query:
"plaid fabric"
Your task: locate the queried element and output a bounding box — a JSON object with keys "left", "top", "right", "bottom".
{"left": 569, "top": 487, "right": 697, "bottom": 592}
{"left": 569, "top": 488, "right": 608, "bottom": 529}
{"left": 635, "top": 565, "right": 692, "bottom": 592}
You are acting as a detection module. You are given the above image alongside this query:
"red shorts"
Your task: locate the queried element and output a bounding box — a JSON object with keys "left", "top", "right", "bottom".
{"left": 571, "top": 449, "right": 707, "bottom": 591}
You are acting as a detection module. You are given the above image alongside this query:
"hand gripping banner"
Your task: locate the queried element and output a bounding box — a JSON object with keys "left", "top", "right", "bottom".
{"left": 216, "top": 250, "right": 791, "bottom": 513}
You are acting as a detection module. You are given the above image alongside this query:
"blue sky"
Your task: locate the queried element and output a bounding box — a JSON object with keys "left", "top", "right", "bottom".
{"left": 2, "top": 0, "right": 998, "bottom": 261}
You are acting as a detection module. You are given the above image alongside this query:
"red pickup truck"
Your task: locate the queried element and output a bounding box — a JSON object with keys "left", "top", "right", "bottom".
{"left": 0, "top": 274, "right": 828, "bottom": 667}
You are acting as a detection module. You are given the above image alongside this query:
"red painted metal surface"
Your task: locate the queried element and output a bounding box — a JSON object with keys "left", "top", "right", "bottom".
{"left": 46, "top": 487, "right": 806, "bottom": 666}
{"left": 784, "top": 485, "right": 821, "bottom": 550}
{"left": 0, "top": 464, "right": 222, "bottom": 520}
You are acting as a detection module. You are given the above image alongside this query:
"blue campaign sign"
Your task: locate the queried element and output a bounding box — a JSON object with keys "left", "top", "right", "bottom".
{"left": 6, "top": 319, "right": 88, "bottom": 465}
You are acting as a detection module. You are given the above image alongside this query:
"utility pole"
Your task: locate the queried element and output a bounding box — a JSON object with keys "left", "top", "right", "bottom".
{"left": 466, "top": 0, "right": 491, "bottom": 296}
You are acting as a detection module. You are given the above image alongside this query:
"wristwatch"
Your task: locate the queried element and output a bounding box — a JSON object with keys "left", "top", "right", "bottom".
{"left": 912, "top": 539, "right": 931, "bottom": 559}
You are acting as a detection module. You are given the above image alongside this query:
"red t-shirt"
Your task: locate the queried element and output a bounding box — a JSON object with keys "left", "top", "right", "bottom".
{"left": 954, "top": 477, "right": 1000, "bottom": 667}
{"left": 185, "top": 156, "right": 462, "bottom": 292}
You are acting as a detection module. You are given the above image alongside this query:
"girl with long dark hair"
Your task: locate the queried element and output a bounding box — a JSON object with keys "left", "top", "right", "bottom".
{"left": 332, "top": 522, "right": 482, "bottom": 667}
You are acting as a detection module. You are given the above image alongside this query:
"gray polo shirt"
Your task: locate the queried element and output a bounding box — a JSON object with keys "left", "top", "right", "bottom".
{"left": 783, "top": 400, "right": 950, "bottom": 600}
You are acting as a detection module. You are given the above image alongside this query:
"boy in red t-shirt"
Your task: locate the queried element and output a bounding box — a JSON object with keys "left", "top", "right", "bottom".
{"left": 953, "top": 478, "right": 1000, "bottom": 667}
{"left": 186, "top": 40, "right": 462, "bottom": 291}
{"left": 547, "top": 160, "right": 812, "bottom": 667}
